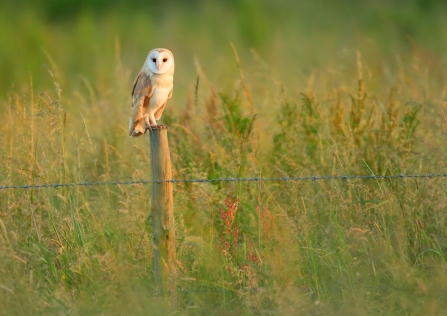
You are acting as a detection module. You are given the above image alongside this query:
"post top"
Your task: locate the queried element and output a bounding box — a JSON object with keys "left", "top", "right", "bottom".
{"left": 148, "top": 125, "right": 168, "bottom": 131}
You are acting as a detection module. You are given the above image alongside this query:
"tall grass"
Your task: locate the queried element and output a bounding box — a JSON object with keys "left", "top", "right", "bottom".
{"left": 1, "top": 1, "right": 447, "bottom": 314}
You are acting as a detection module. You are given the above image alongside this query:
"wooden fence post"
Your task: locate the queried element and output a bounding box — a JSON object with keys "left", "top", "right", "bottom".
{"left": 148, "top": 126, "right": 176, "bottom": 293}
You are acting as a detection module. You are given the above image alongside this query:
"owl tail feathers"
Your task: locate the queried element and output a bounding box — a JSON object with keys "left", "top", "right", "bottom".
{"left": 129, "top": 118, "right": 146, "bottom": 138}
{"left": 130, "top": 129, "right": 144, "bottom": 138}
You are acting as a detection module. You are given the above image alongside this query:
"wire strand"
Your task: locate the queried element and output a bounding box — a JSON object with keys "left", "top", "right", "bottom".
{"left": 1, "top": 173, "right": 446, "bottom": 190}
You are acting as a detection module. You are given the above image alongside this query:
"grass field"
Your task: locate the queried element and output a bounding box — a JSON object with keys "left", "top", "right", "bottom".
{"left": 1, "top": 0, "right": 447, "bottom": 314}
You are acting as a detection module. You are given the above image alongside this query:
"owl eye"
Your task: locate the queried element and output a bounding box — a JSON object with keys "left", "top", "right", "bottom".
{"left": 163, "top": 58, "right": 168, "bottom": 62}
{"left": 152, "top": 58, "right": 156, "bottom": 62}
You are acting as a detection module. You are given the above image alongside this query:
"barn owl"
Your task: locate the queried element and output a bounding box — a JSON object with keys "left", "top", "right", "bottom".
{"left": 129, "top": 48, "right": 174, "bottom": 137}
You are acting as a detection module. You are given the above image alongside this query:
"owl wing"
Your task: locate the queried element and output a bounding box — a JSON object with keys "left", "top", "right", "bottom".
{"left": 129, "top": 72, "right": 153, "bottom": 137}
{"left": 154, "top": 88, "right": 173, "bottom": 120}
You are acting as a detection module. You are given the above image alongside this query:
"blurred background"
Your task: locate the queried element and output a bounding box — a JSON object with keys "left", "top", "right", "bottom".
{"left": 1, "top": 0, "right": 446, "bottom": 99}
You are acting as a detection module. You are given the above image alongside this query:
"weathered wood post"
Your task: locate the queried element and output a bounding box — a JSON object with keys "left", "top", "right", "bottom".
{"left": 148, "top": 126, "right": 176, "bottom": 293}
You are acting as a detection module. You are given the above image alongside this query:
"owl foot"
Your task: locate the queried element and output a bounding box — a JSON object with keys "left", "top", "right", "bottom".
{"left": 144, "top": 116, "right": 153, "bottom": 131}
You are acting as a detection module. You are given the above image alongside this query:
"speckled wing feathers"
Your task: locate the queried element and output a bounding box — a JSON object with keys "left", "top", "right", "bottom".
{"left": 129, "top": 72, "right": 152, "bottom": 137}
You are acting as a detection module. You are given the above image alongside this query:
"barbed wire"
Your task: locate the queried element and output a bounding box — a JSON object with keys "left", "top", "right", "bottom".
{"left": 0, "top": 173, "right": 446, "bottom": 190}
{"left": 0, "top": 180, "right": 149, "bottom": 190}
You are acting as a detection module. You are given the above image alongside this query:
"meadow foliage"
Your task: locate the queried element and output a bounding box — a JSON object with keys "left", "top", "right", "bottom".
{"left": 1, "top": 0, "right": 447, "bottom": 314}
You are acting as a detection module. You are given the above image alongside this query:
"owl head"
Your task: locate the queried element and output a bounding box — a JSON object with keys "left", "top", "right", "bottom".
{"left": 146, "top": 48, "right": 174, "bottom": 74}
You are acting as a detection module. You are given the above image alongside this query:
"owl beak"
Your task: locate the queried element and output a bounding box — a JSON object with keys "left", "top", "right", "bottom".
{"left": 156, "top": 59, "right": 162, "bottom": 70}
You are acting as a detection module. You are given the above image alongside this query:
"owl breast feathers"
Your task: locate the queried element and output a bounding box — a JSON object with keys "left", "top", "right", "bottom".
{"left": 129, "top": 48, "right": 174, "bottom": 137}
